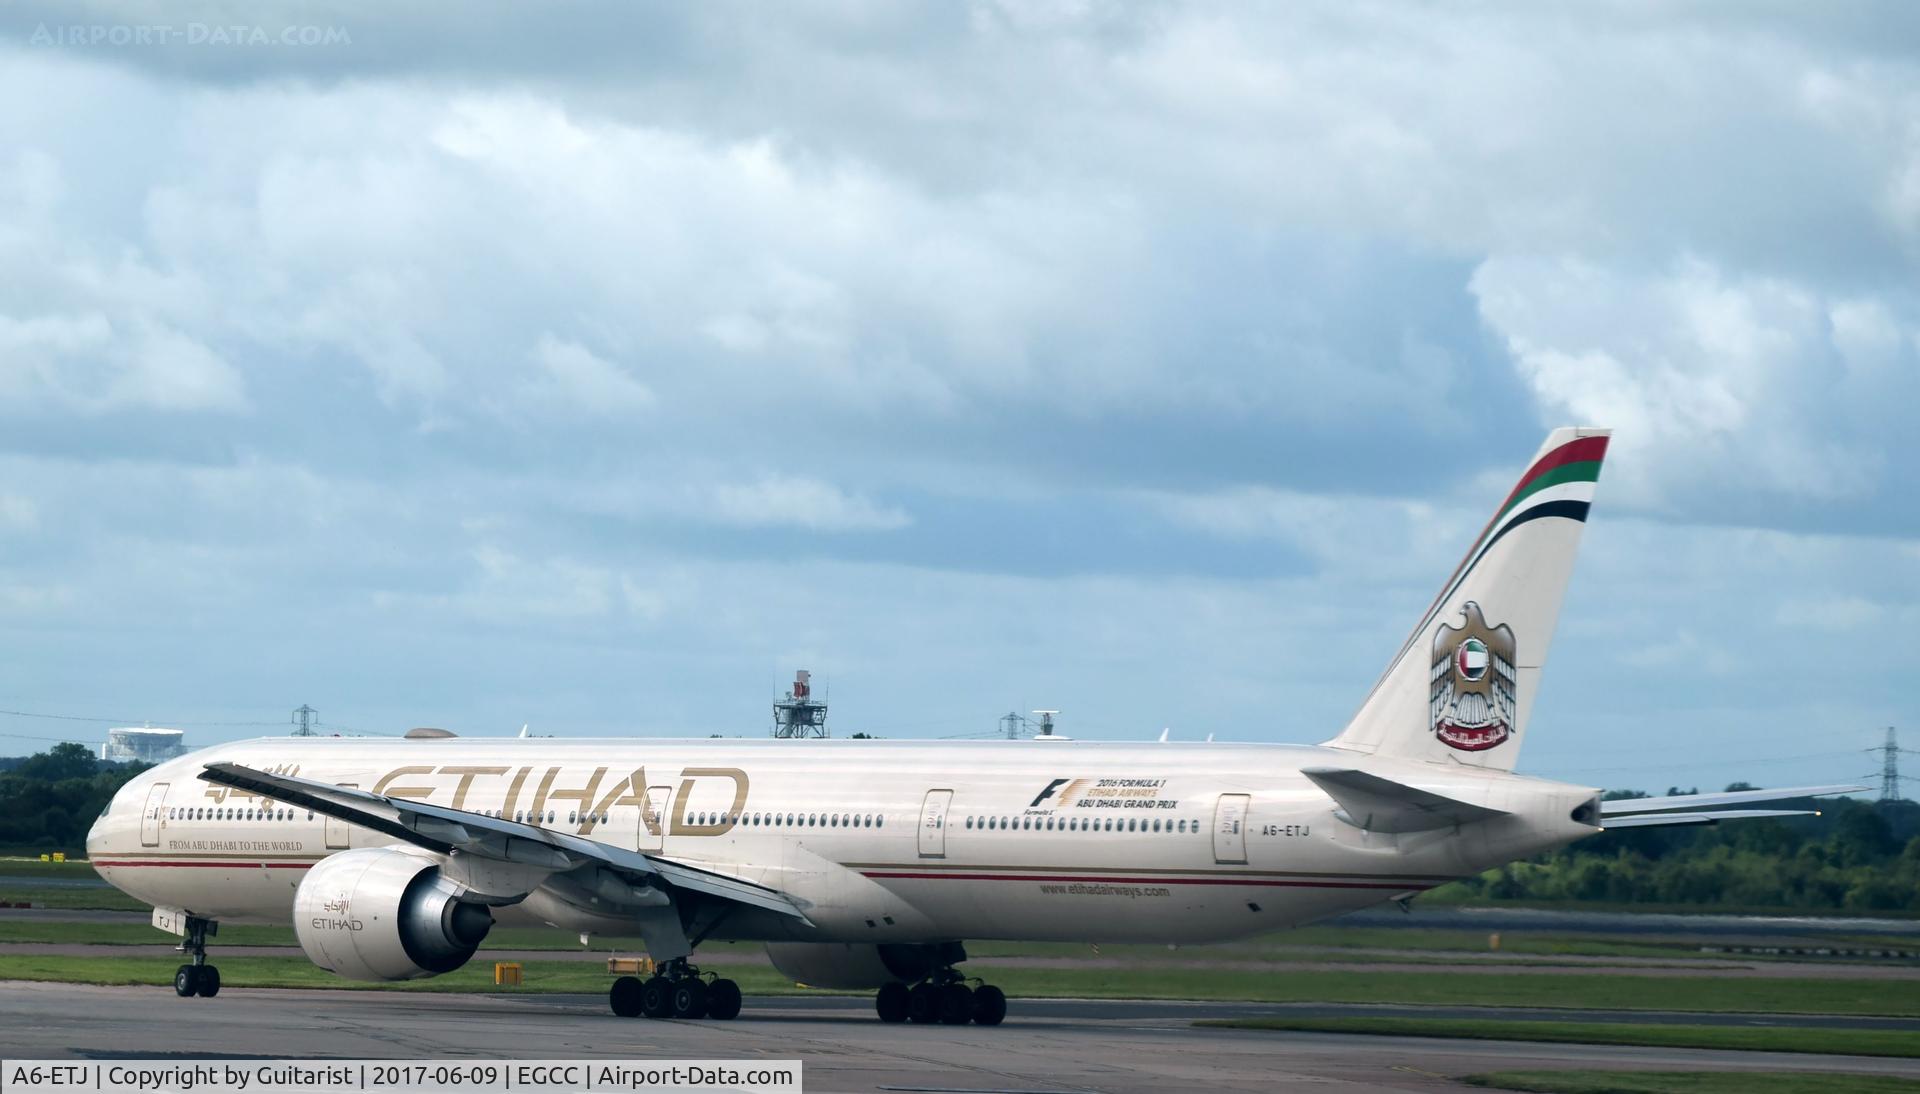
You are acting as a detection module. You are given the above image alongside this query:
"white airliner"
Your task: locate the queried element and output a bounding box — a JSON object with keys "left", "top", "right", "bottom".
{"left": 85, "top": 427, "right": 1859, "bottom": 1024}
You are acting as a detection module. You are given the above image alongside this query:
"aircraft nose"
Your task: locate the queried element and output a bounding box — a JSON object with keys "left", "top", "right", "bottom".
{"left": 86, "top": 790, "right": 123, "bottom": 858}
{"left": 85, "top": 810, "right": 109, "bottom": 857}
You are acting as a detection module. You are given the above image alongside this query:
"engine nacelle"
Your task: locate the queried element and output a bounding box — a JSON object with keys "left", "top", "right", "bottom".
{"left": 294, "top": 847, "right": 493, "bottom": 981}
{"left": 764, "top": 942, "right": 961, "bottom": 989}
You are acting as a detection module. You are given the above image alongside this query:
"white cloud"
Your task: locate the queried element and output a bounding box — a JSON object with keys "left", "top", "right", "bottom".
{"left": 0, "top": 312, "right": 246, "bottom": 414}
{"left": 523, "top": 334, "right": 654, "bottom": 418}
{"left": 0, "top": 5, "right": 1914, "bottom": 790}
{"left": 1472, "top": 256, "right": 1913, "bottom": 519}
{"left": 0, "top": 492, "right": 36, "bottom": 532}
{"left": 706, "top": 474, "right": 911, "bottom": 532}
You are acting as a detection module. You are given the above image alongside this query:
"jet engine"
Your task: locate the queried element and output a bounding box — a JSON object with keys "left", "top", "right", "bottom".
{"left": 294, "top": 847, "right": 493, "bottom": 981}
{"left": 764, "top": 942, "right": 961, "bottom": 989}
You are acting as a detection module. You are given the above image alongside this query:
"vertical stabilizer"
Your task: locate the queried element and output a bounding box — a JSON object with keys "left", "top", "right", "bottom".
{"left": 1324, "top": 427, "right": 1610, "bottom": 770}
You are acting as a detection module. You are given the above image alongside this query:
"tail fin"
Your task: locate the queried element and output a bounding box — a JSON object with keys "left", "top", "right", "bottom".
{"left": 1325, "top": 427, "right": 1610, "bottom": 770}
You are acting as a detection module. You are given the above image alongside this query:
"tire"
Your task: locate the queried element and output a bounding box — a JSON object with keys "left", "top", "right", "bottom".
{"left": 608, "top": 975, "right": 644, "bottom": 1018}
{"left": 938, "top": 983, "right": 973, "bottom": 1025}
{"left": 173, "top": 965, "right": 199, "bottom": 998}
{"left": 874, "top": 982, "right": 910, "bottom": 1024}
{"left": 640, "top": 976, "right": 673, "bottom": 1019}
{"left": 906, "top": 982, "right": 940, "bottom": 1024}
{"left": 670, "top": 978, "right": 708, "bottom": 1020}
{"left": 971, "top": 984, "right": 1006, "bottom": 1027}
{"left": 706, "top": 978, "right": 742, "bottom": 1021}
{"left": 196, "top": 965, "right": 221, "bottom": 998}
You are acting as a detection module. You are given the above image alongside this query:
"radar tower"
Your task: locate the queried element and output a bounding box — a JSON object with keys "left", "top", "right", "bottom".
{"left": 772, "top": 670, "right": 829, "bottom": 739}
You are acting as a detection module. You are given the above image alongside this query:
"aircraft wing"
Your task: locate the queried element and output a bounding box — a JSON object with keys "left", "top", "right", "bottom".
{"left": 1301, "top": 767, "right": 1508, "bottom": 833}
{"left": 1597, "top": 784, "right": 1865, "bottom": 829}
{"left": 197, "top": 762, "right": 807, "bottom": 922}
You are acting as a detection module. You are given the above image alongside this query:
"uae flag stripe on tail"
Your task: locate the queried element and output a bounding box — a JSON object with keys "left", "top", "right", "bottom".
{"left": 1402, "top": 435, "right": 1610, "bottom": 660}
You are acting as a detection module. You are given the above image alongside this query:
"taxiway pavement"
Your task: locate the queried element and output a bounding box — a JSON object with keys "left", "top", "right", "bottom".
{"left": 1, "top": 982, "right": 1916, "bottom": 1093}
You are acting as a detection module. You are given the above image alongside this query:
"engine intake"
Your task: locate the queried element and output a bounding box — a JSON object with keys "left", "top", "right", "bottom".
{"left": 295, "top": 847, "right": 493, "bottom": 981}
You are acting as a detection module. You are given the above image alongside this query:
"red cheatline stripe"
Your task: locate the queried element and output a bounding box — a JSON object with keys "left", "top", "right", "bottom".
{"left": 93, "top": 860, "right": 313, "bottom": 869}
{"left": 862, "top": 871, "right": 1433, "bottom": 891}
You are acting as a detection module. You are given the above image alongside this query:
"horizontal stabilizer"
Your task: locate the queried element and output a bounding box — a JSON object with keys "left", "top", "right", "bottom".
{"left": 1600, "top": 784, "right": 1865, "bottom": 816}
{"left": 1601, "top": 808, "right": 1820, "bottom": 830}
{"left": 1301, "top": 766, "right": 1508, "bottom": 834}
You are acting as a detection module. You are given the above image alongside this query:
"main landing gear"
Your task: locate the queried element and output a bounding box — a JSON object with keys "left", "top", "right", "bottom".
{"left": 874, "top": 970, "right": 1006, "bottom": 1026}
{"left": 171, "top": 915, "right": 221, "bottom": 999}
{"left": 608, "top": 959, "right": 741, "bottom": 1020}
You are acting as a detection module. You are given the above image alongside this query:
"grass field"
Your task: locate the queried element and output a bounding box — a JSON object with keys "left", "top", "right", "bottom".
{"left": 1196, "top": 1016, "right": 1920, "bottom": 1058}
{"left": 1463, "top": 1072, "right": 1920, "bottom": 1094}
{"left": 0, "top": 886, "right": 149, "bottom": 911}
{"left": 1, "top": 953, "right": 1913, "bottom": 1016}
{"left": 0, "top": 859, "right": 100, "bottom": 880}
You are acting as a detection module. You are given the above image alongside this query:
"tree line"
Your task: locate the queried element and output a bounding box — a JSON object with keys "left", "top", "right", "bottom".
{"left": 1441, "top": 788, "right": 1920, "bottom": 913}
{"left": 0, "top": 743, "right": 151, "bottom": 853}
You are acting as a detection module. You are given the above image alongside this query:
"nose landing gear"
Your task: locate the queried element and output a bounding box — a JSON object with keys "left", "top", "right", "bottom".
{"left": 171, "top": 915, "right": 221, "bottom": 998}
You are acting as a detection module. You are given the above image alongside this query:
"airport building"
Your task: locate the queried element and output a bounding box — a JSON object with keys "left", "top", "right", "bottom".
{"left": 100, "top": 726, "right": 186, "bottom": 764}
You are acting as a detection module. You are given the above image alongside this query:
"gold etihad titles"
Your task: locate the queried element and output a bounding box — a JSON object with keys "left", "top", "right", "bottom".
{"left": 197, "top": 763, "right": 752, "bottom": 837}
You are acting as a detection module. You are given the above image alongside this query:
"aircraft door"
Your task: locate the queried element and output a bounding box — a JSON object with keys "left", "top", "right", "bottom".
{"left": 140, "top": 783, "right": 169, "bottom": 847}
{"left": 1213, "top": 793, "right": 1250, "bottom": 865}
{"left": 638, "top": 785, "right": 672, "bottom": 853}
{"left": 917, "top": 789, "right": 953, "bottom": 858}
{"left": 324, "top": 784, "right": 357, "bottom": 849}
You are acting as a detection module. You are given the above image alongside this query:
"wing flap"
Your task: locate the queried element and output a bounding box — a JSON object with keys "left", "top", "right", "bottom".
{"left": 197, "top": 762, "right": 807, "bottom": 922}
{"left": 1301, "top": 766, "right": 1508, "bottom": 833}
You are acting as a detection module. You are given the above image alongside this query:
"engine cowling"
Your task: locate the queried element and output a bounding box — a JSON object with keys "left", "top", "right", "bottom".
{"left": 294, "top": 847, "right": 493, "bottom": 981}
{"left": 764, "top": 942, "right": 961, "bottom": 989}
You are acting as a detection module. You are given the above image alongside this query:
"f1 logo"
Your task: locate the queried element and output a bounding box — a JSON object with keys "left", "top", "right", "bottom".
{"left": 1029, "top": 778, "right": 1069, "bottom": 808}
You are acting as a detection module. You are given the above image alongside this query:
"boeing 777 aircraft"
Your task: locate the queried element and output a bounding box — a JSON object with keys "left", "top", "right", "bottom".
{"left": 85, "top": 427, "right": 1859, "bottom": 1024}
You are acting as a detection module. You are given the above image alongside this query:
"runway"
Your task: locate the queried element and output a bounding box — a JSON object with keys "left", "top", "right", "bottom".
{"left": 1, "top": 983, "right": 1916, "bottom": 1094}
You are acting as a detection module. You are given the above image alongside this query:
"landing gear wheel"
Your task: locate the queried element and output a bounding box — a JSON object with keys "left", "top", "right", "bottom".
{"left": 609, "top": 975, "right": 644, "bottom": 1018}
{"left": 706, "top": 978, "right": 742, "bottom": 1021}
{"left": 875, "top": 982, "right": 909, "bottom": 1024}
{"left": 938, "top": 983, "right": 973, "bottom": 1025}
{"left": 670, "top": 977, "right": 708, "bottom": 1020}
{"left": 172, "top": 916, "right": 219, "bottom": 1000}
{"left": 906, "top": 981, "right": 941, "bottom": 1024}
{"left": 640, "top": 976, "right": 672, "bottom": 1019}
{"left": 971, "top": 984, "right": 1006, "bottom": 1026}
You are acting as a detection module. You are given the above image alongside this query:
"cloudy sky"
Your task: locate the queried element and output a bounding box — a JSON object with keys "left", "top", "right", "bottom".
{"left": 0, "top": 2, "right": 1914, "bottom": 794}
